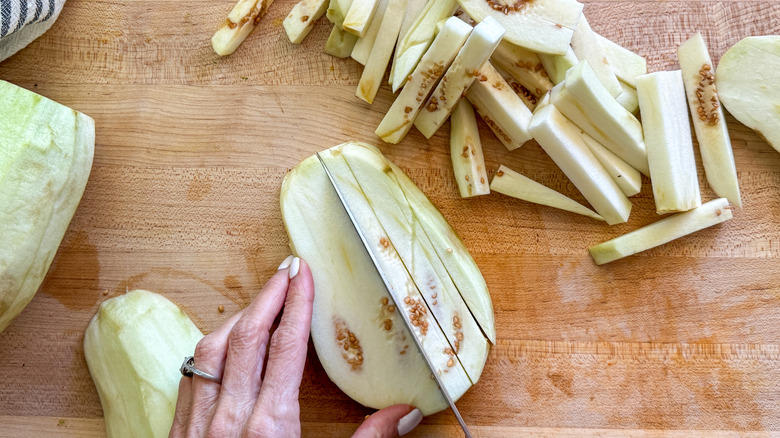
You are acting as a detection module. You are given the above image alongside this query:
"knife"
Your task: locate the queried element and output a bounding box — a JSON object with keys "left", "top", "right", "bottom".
{"left": 316, "top": 153, "right": 473, "bottom": 438}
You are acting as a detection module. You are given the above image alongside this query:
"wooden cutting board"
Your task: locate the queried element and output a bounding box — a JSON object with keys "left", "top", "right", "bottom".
{"left": 1, "top": 0, "right": 779, "bottom": 436}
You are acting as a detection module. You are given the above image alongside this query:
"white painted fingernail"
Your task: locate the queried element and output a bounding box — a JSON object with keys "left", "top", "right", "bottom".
{"left": 278, "top": 255, "right": 294, "bottom": 271}
{"left": 288, "top": 257, "right": 300, "bottom": 279}
{"left": 397, "top": 408, "right": 422, "bottom": 436}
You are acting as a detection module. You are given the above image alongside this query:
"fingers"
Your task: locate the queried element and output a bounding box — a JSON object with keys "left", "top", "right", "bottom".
{"left": 169, "top": 377, "right": 192, "bottom": 438}
{"left": 184, "top": 309, "right": 245, "bottom": 437}
{"left": 208, "top": 265, "right": 293, "bottom": 435}
{"left": 258, "top": 259, "right": 314, "bottom": 403}
{"left": 248, "top": 258, "right": 314, "bottom": 436}
{"left": 352, "top": 405, "right": 422, "bottom": 438}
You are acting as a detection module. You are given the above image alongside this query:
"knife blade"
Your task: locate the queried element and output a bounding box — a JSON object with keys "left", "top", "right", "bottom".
{"left": 316, "top": 153, "right": 473, "bottom": 438}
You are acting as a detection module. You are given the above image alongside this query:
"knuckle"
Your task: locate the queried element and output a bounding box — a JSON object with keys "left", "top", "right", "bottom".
{"left": 194, "top": 336, "right": 221, "bottom": 363}
{"left": 206, "top": 418, "right": 234, "bottom": 438}
{"left": 229, "top": 318, "right": 268, "bottom": 352}
{"left": 269, "top": 327, "right": 307, "bottom": 360}
{"left": 244, "top": 410, "right": 298, "bottom": 438}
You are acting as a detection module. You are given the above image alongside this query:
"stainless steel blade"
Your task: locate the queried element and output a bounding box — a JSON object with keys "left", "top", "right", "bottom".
{"left": 316, "top": 153, "right": 472, "bottom": 438}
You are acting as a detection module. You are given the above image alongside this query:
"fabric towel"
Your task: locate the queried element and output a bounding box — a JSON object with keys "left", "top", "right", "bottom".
{"left": 0, "top": 0, "right": 65, "bottom": 62}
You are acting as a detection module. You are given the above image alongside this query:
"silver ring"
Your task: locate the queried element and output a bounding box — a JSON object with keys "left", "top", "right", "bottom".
{"left": 180, "top": 356, "right": 221, "bottom": 384}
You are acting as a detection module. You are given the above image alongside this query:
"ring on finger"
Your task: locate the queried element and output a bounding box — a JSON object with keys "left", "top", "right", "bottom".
{"left": 180, "top": 356, "right": 222, "bottom": 384}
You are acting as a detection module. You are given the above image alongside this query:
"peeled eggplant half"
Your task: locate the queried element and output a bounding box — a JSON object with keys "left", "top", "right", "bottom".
{"left": 0, "top": 80, "right": 94, "bottom": 333}
{"left": 84, "top": 290, "right": 204, "bottom": 438}
{"left": 715, "top": 36, "right": 780, "bottom": 154}
{"left": 280, "top": 142, "right": 494, "bottom": 415}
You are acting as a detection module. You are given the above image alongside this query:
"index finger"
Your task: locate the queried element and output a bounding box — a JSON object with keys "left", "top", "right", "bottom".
{"left": 257, "top": 258, "right": 315, "bottom": 406}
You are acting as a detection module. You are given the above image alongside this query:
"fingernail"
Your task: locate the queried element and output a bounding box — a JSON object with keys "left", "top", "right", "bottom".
{"left": 288, "top": 257, "right": 300, "bottom": 279}
{"left": 397, "top": 408, "right": 422, "bottom": 436}
{"left": 278, "top": 255, "right": 294, "bottom": 271}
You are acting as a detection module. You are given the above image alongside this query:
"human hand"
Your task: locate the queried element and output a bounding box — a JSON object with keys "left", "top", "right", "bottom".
{"left": 169, "top": 255, "right": 422, "bottom": 438}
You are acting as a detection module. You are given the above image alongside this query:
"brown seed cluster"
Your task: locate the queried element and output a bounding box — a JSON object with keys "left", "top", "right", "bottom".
{"left": 379, "top": 237, "right": 390, "bottom": 249}
{"left": 427, "top": 96, "right": 439, "bottom": 112}
{"left": 226, "top": 0, "right": 267, "bottom": 29}
{"left": 469, "top": 69, "right": 488, "bottom": 82}
{"left": 335, "top": 319, "right": 363, "bottom": 370}
{"left": 485, "top": 0, "right": 530, "bottom": 15}
{"left": 379, "top": 297, "right": 396, "bottom": 332}
{"left": 452, "top": 313, "right": 463, "bottom": 353}
{"left": 508, "top": 81, "right": 539, "bottom": 105}
{"left": 696, "top": 64, "right": 720, "bottom": 126}
{"left": 416, "top": 64, "right": 445, "bottom": 103}
{"left": 482, "top": 114, "right": 512, "bottom": 144}
{"left": 444, "top": 347, "right": 456, "bottom": 368}
{"left": 515, "top": 60, "right": 545, "bottom": 75}
{"left": 404, "top": 296, "right": 429, "bottom": 336}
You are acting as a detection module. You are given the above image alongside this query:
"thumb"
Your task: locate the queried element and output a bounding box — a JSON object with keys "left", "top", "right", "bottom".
{"left": 352, "top": 405, "right": 423, "bottom": 438}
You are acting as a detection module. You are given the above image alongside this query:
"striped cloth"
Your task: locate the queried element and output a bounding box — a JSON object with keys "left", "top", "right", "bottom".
{"left": 0, "top": 0, "right": 65, "bottom": 62}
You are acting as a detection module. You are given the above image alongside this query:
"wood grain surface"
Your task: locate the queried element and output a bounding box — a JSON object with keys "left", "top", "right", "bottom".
{"left": 1, "top": 0, "right": 779, "bottom": 436}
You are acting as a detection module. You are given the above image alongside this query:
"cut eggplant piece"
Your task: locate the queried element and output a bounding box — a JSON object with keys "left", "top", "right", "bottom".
{"left": 493, "top": 63, "right": 539, "bottom": 110}
{"left": 636, "top": 71, "right": 702, "bottom": 214}
{"left": 678, "top": 33, "right": 742, "bottom": 209}
{"left": 327, "top": 0, "right": 353, "bottom": 23}
{"left": 716, "top": 36, "right": 780, "bottom": 154}
{"left": 491, "top": 165, "right": 604, "bottom": 221}
{"left": 535, "top": 89, "right": 551, "bottom": 111}
{"left": 595, "top": 33, "right": 647, "bottom": 87}
{"left": 343, "top": 0, "right": 381, "bottom": 37}
{"left": 281, "top": 142, "right": 493, "bottom": 414}
{"left": 537, "top": 46, "right": 578, "bottom": 85}
{"left": 212, "top": 0, "right": 275, "bottom": 56}
{"left": 550, "top": 61, "right": 648, "bottom": 176}
{"left": 389, "top": 0, "right": 430, "bottom": 87}
{"left": 284, "top": 0, "right": 329, "bottom": 44}
{"left": 399, "top": 0, "right": 430, "bottom": 48}
{"left": 616, "top": 81, "right": 639, "bottom": 114}
{"left": 414, "top": 17, "right": 505, "bottom": 138}
{"left": 450, "top": 99, "right": 490, "bottom": 197}
{"left": 376, "top": 17, "right": 472, "bottom": 144}
{"left": 325, "top": 24, "right": 359, "bottom": 57}
{"left": 356, "top": 0, "right": 408, "bottom": 103}
{"left": 390, "top": 0, "right": 459, "bottom": 91}
{"left": 325, "top": 0, "right": 359, "bottom": 56}
{"left": 454, "top": 0, "right": 582, "bottom": 55}
{"left": 580, "top": 131, "right": 642, "bottom": 197}
{"left": 490, "top": 40, "right": 553, "bottom": 99}
{"left": 570, "top": 15, "right": 622, "bottom": 98}
{"left": 466, "top": 61, "right": 533, "bottom": 150}
{"left": 589, "top": 198, "right": 732, "bottom": 265}
{"left": 529, "top": 105, "right": 632, "bottom": 225}
{"left": 350, "top": 0, "right": 390, "bottom": 64}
